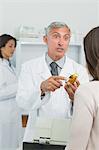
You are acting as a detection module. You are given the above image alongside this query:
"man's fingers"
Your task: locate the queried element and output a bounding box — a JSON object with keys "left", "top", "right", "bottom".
{"left": 52, "top": 76, "right": 66, "bottom": 81}
{"left": 50, "top": 78, "right": 63, "bottom": 88}
{"left": 49, "top": 84, "right": 60, "bottom": 92}
{"left": 76, "top": 80, "right": 80, "bottom": 87}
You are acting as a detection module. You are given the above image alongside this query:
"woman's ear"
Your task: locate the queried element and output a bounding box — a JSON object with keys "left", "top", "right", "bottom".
{"left": 43, "top": 35, "right": 48, "bottom": 44}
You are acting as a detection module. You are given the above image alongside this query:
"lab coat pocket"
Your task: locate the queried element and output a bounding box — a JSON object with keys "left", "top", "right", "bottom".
{"left": 0, "top": 99, "right": 18, "bottom": 123}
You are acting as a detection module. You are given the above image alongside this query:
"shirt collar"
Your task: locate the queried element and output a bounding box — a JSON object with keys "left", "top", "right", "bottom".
{"left": 45, "top": 52, "right": 66, "bottom": 69}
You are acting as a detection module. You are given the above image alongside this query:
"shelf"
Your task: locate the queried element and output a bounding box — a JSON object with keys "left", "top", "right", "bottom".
{"left": 17, "top": 40, "right": 81, "bottom": 46}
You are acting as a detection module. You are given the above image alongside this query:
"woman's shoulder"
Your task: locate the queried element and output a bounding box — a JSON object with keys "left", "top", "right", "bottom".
{"left": 76, "top": 81, "right": 99, "bottom": 103}
{"left": 0, "top": 58, "right": 3, "bottom": 64}
{"left": 78, "top": 81, "right": 99, "bottom": 91}
{"left": 0, "top": 59, "right": 4, "bottom": 69}
{"left": 75, "top": 81, "right": 99, "bottom": 114}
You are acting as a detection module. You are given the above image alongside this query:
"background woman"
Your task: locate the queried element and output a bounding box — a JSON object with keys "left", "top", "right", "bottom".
{"left": 0, "top": 34, "right": 21, "bottom": 149}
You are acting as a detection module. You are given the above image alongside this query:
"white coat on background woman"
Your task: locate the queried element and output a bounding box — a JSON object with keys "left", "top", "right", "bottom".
{"left": 0, "top": 34, "right": 21, "bottom": 150}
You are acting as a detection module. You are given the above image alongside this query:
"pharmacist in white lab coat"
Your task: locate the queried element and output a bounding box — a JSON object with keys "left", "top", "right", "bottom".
{"left": 0, "top": 34, "right": 21, "bottom": 149}
{"left": 16, "top": 22, "right": 89, "bottom": 142}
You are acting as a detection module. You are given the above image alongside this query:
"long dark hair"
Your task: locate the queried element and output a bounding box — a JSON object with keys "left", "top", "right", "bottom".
{"left": 84, "top": 27, "right": 99, "bottom": 80}
{"left": 0, "top": 34, "right": 17, "bottom": 58}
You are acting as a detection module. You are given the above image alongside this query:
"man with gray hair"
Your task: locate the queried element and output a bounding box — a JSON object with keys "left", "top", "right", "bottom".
{"left": 16, "top": 21, "right": 89, "bottom": 142}
{"left": 44, "top": 22, "right": 70, "bottom": 36}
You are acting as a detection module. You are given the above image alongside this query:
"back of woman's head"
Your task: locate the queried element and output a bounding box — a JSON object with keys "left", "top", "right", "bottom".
{"left": 84, "top": 27, "right": 99, "bottom": 80}
{"left": 0, "top": 34, "right": 17, "bottom": 58}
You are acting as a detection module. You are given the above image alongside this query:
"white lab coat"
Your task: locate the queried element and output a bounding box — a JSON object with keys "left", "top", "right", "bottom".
{"left": 16, "top": 54, "right": 89, "bottom": 142}
{"left": 0, "top": 58, "right": 21, "bottom": 149}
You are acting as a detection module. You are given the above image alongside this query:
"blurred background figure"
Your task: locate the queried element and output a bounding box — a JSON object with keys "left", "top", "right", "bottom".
{"left": 0, "top": 34, "right": 21, "bottom": 150}
{"left": 67, "top": 27, "right": 99, "bottom": 150}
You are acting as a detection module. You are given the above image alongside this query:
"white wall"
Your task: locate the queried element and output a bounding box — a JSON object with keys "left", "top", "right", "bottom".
{"left": 0, "top": 0, "right": 98, "bottom": 36}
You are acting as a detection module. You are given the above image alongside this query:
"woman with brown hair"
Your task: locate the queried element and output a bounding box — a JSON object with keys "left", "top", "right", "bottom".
{"left": 0, "top": 34, "right": 21, "bottom": 149}
{"left": 67, "top": 27, "right": 99, "bottom": 150}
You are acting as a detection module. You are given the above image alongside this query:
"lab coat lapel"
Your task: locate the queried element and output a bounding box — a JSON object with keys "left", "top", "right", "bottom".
{"left": 39, "top": 55, "right": 75, "bottom": 80}
{"left": 3, "top": 59, "right": 16, "bottom": 75}
{"left": 38, "top": 54, "right": 51, "bottom": 80}
{"left": 60, "top": 56, "right": 74, "bottom": 78}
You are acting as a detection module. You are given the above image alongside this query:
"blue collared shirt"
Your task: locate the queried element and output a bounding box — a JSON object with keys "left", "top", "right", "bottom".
{"left": 45, "top": 52, "right": 66, "bottom": 75}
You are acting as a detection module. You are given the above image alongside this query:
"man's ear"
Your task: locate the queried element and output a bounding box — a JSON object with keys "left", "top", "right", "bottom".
{"left": 43, "top": 36, "right": 48, "bottom": 44}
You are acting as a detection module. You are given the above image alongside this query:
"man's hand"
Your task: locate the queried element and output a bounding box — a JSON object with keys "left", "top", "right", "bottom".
{"left": 64, "top": 80, "right": 80, "bottom": 101}
{"left": 40, "top": 76, "right": 65, "bottom": 93}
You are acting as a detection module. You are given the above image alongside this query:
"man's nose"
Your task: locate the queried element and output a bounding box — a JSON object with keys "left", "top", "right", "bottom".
{"left": 58, "top": 38, "right": 64, "bottom": 46}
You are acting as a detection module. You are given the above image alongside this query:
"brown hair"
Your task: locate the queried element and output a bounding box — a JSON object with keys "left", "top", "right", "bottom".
{"left": 84, "top": 27, "right": 99, "bottom": 80}
{"left": 0, "top": 34, "right": 17, "bottom": 58}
